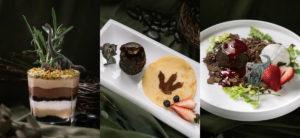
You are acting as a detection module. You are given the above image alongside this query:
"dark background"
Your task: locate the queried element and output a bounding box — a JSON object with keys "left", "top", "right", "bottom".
{"left": 200, "top": 0, "right": 300, "bottom": 138}
{"left": 200, "top": 0, "right": 300, "bottom": 35}
{"left": 0, "top": 0, "right": 99, "bottom": 72}
{"left": 0, "top": 0, "right": 99, "bottom": 106}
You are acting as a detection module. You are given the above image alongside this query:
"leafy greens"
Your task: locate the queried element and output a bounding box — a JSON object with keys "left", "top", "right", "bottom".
{"left": 249, "top": 26, "right": 273, "bottom": 41}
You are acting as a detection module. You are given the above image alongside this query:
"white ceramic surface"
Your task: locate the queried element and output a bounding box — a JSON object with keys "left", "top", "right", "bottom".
{"left": 100, "top": 19, "right": 200, "bottom": 138}
{"left": 200, "top": 20, "right": 300, "bottom": 121}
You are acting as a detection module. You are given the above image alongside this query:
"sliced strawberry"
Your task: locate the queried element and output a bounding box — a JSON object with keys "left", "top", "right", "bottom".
{"left": 262, "top": 65, "right": 281, "bottom": 91}
{"left": 170, "top": 105, "right": 196, "bottom": 122}
{"left": 173, "top": 98, "right": 196, "bottom": 109}
{"left": 279, "top": 66, "right": 294, "bottom": 85}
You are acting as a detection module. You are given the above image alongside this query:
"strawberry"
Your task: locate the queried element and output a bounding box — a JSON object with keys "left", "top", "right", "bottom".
{"left": 173, "top": 98, "right": 196, "bottom": 109}
{"left": 170, "top": 105, "right": 196, "bottom": 122}
{"left": 262, "top": 65, "right": 281, "bottom": 91}
{"left": 279, "top": 66, "right": 294, "bottom": 85}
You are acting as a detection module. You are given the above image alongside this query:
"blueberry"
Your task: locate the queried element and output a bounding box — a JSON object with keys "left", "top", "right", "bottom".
{"left": 163, "top": 100, "right": 171, "bottom": 107}
{"left": 173, "top": 95, "right": 180, "bottom": 102}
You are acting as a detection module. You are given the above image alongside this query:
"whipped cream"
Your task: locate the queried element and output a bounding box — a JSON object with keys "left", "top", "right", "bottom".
{"left": 260, "top": 44, "right": 290, "bottom": 65}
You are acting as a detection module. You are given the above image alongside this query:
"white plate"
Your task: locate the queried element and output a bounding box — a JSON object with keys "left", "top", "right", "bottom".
{"left": 100, "top": 19, "right": 200, "bottom": 138}
{"left": 200, "top": 20, "right": 300, "bottom": 121}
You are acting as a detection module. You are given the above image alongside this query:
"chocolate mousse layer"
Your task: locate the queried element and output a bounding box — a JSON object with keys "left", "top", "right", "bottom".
{"left": 28, "top": 75, "right": 79, "bottom": 100}
{"left": 29, "top": 87, "right": 78, "bottom": 99}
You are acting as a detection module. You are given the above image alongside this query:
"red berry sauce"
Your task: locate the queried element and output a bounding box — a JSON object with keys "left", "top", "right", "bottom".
{"left": 221, "top": 39, "right": 248, "bottom": 68}
{"left": 218, "top": 39, "right": 248, "bottom": 87}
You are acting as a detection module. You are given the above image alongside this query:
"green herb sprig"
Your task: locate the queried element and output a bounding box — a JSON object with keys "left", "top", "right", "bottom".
{"left": 22, "top": 8, "right": 73, "bottom": 68}
{"left": 223, "top": 84, "right": 279, "bottom": 108}
{"left": 249, "top": 26, "right": 273, "bottom": 41}
{"left": 287, "top": 44, "right": 300, "bottom": 74}
{"left": 206, "top": 32, "right": 231, "bottom": 54}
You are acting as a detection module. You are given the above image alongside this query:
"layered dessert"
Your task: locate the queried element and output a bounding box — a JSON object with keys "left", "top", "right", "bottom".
{"left": 28, "top": 68, "right": 79, "bottom": 123}
{"left": 23, "top": 10, "right": 85, "bottom": 124}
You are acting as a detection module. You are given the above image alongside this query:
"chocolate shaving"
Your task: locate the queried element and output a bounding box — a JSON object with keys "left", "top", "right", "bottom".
{"left": 158, "top": 71, "right": 183, "bottom": 95}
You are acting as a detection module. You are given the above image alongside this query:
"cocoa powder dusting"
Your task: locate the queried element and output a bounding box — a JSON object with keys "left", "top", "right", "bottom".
{"left": 158, "top": 71, "right": 183, "bottom": 95}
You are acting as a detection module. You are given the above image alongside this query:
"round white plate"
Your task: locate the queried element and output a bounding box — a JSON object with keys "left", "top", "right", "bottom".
{"left": 200, "top": 20, "right": 300, "bottom": 121}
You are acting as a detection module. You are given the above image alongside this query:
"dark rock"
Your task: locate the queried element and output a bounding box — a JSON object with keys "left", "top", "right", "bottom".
{"left": 174, "top": 32, "right": 183, "bottom": 43}
{"left": 142, "top": 10, "right": 149, "bottom": 17}
{"left": 168, "top": 26, "right": 176, "bottom": 34}
{"left": 142, "top": 26, "right": 149, "bottom": 33}
{"left": 151, "top": 11, "right": 157, "bottom": 18}
{"left": 150, "top": 25, "right": 160, "bottom": 32}
{"left": 127, "top": 9, "right": 138, "bottom": 20}
{"left": 160, "top": 26, "right": 168, "bottom": 33}
{"left": 165, "top": 31, "right": 170, "bottom": 37}
{"left": 146, "top": 30, "right": 160, "bottom": 41}
{"left": 155, "top": 14, "right": 162, "bottom": 20}
{"left": 135, "top": 6, "right": 141, "bottom": 13}
{"left": 196, "top": 14, "right": 200, "bottom": 24}
{"left": 161, "top": 18, "right": 169, "bottom": 27}
{"left": 170, "top": 20, "right": 177, "bottom": 27}
{"left": 138, "top": 15, "right": 143, "bottom": 21}
{"left": 143, "top": 16, "right": 152, "bottom": 26}
{"left": 153, "top": 20, "right": 161, "bottom": 26}
{"left": 191, "top": 7, "right": 196, "bottom": 16}
{"left": 142, "top": 13, "right": 151, "bottom": 20}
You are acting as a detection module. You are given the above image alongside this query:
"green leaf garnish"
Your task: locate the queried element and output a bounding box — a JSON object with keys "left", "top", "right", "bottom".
{"left": 206, "top": 32, "right": 231, "bottom": 54}
{"left": 287, "top": 44, "right": 300, "bottom": 74}
{"left": 218, "top": 32, "right": 231, "bottom": 44}
{"left": 249, "top": 26, "right": 273, "bottom": 41}
{"left": 207, "top": 34, "right": 216, "bottom": 46}
{"left": 223, "top": 84, "right": 278, "bottom": 108}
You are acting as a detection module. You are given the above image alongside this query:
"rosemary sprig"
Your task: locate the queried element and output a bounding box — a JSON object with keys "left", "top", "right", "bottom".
{"left": 22, "top": 8, "right": 73, "bottom": 68}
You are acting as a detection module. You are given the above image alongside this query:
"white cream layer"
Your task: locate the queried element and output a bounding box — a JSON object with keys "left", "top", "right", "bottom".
{"left": 30, "top": 98, "right": 77, "bottom": 110}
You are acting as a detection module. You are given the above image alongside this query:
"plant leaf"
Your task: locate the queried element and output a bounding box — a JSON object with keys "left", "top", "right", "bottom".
{"left": 26, "top": 116, "right": 40, "bottom": 130}
{"left": 52, "top": 8, "right": 57, "bottom": 35}
{"left": 49, "top": 57, "right": 62, "bottom": 64}
{"left": 52, "top": 26, "right": 73, "bottom": 42}
{"left": 22, "top": 15, "right": 34, "bottom": 37}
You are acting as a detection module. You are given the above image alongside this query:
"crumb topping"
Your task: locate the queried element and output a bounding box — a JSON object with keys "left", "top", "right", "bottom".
{"left": 28, "top": 68, "right": 79, "bottom": 79}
